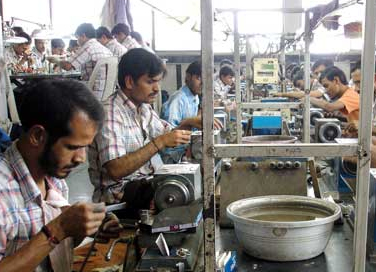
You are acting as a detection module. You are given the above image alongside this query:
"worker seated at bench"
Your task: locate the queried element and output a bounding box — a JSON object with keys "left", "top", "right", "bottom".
{"left": 309, "top": 66, "right": 359, "bottom": 125}
{"left": 160, "top": 60, "right": 222, "bottom": 163}
{"left": 88, "top": 49, "right": 205, "bottom": 217}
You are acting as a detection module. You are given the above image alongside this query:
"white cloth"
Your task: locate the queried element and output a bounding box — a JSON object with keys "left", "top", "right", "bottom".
{"left": 105, "top": 39, "right": 127, "bottom": 60}
{"left": 121, "top": 36, "right": 140, "bottom": 50}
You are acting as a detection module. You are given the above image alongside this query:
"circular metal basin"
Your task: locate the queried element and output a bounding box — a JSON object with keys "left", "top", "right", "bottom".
{"left": 227, "top": 195, "right": 341, "bottom": 261}
{"left": 242, "top": 135, "right": 297, "bottom": 144}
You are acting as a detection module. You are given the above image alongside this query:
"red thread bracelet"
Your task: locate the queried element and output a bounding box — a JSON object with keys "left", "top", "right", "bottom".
{"left": 41, "top": 225, "right": 60, "bottom": 247}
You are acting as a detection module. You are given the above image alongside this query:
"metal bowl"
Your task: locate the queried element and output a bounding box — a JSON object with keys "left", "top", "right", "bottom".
{"left": 242, "top": 135, "right": 297, "bottom": 144}
{"left": 227, "top": 195, "right": 341, "bottom": 261}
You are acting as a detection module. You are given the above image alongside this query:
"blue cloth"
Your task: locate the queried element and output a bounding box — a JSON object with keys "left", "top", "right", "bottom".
{"left": 160, "top": 85, "right": 199, "bottom": 127}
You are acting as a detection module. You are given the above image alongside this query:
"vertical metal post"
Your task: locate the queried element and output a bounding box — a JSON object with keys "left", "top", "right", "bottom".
{"left": 151, "top": 9, "right": 156, "bottom": 52}
{"left": 233, "top": 11, "right": 242, "bottom": 143}
{"left": 354, "top": 0, "right": 376, "bottom": 270}
{"left": 0, "top": 15, "right": 8, "bottom": 124}
{"left": 280, "top": 35, "right": 286, "bottom": 93}
{"left": 49, "top": 0, "right": 53, "bottom": 28}
{"left": 245, "top": 35, "right": 253, "bottom": 102}
{"left": 303, "top": 11, "right": 311, "bottom": 143}
{"left": 201, "top": 0, "right": 216, "bottom": 271}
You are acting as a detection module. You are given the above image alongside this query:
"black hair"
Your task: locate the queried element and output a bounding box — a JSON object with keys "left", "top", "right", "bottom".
{"left": 312, "top": 59, "right": 334, "bottom": 72}
{"left": 290, "top": 66, "right": 301, "bottom": 80}
{"left": 186, "top": 61, "right": 201, "bottom": 76}
{"left": 96, "top": 26, "right": 112, "bottom": 39}
{"left": 320, "top": 66, "right": 348, "bottom": 85}
{"left": 219, "top": 65, "right": 235, "bottom": 78}
{"left": 75, "top": 23, "right": 96, "bottom": 39}
{"left": 68, "top": 39, "right": 79, "bottom": 48}
{"left": 51, "top": 38, "right": 65, "bottom": 49}
{"left": 130, "top": 31, "right": 143, "bottom": 42}
{"left": 350, "top": 60, "right": 361, "bottom": 74}
{"left": 220, "top": 58, "right": 233, "bottom": 67}
{"left": 19, "top": 79, "right": 104, "bottom": 143}
{"left": 118, "top": 48, "right": 166, "bottom": 90}
{"left": 292, "top": 70, "right": 304, "bottom": 88}
{"left": 111, "top": 23, "right": 130, "bottom": 36}
{"left": 12, "top": 26, "right": 24, "bottom": 35}
{"left": 16, "top": 32, "right": 31, "bottom": 45}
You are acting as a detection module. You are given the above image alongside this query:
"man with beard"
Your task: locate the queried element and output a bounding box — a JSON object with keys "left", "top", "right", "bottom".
{"left": 0, "top": 79, "right": 121, "bottom": 272}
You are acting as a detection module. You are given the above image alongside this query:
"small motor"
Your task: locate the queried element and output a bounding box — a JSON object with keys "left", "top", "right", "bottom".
{"left": 154, "top": 174, "right": 195, "bottom": 211}
{"left": 310, "top": 109, "right": 324, "bottom": 126}
{"left": 314, "top": 118, "right": 342, "bottom": 143}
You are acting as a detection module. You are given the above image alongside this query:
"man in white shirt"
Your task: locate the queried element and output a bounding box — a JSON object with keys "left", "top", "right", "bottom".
{"left": 96, "top": 26, "right": 127, "bottom": 60}
{"left": 31, "top": 30, "right": 47, "bottom": 69}
{"left": 111, "top": 23, "right": 140, "bottom": 51}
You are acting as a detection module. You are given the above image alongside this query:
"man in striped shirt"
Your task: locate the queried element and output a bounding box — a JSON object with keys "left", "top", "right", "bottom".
{"left": 55, "top": 23, "right": 112, "bottom": 99}
{"left": 111, "top": 23, "right": 140, "bottom": 51}
{"left": 0, "top": 80, "right": 119, "bottom": 272}
{"left": 88, "top": 49, "right": 202, "bottom": 206}
{"left": 96, "top": 26, "right": 127, "bottom": 60}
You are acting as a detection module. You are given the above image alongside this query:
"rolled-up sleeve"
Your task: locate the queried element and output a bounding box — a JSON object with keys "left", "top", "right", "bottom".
{"left": 97, "top": 104, "right": 128, "bottom": 167}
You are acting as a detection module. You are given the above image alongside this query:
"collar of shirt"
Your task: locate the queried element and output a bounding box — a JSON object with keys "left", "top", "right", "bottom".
{"left": 74, "top": 38, "right": 97, "bottom": 56}
{"left": 117, "top": 90, "right": 152, "bottom": 119}
{"left": 106, "top": 39, "right": 117, "bottom": 47}
{"left": 7, "top": 47, "right": 22, "bottom": 61}
{"left": 32, "top": 47, "right": 44, "bottom": 58}
{"left": 181, "top": 85, "right": 199, "bottom": 104}
{"left": 5, "top": 142, "right": 62, "bottom": 204}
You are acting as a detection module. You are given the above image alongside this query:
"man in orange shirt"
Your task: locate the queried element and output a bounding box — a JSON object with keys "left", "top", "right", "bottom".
{"left": 309, "top": 66, "right": 359, "bottom": 123}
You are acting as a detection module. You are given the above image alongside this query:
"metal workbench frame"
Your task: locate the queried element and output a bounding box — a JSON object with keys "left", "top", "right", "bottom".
{"left": 201, "top": 0, "right": 376, "bottom": 271}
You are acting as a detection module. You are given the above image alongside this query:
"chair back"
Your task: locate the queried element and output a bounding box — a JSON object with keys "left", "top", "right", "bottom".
{"left": 87, "top": 57, "right": 118, "bottom": 101}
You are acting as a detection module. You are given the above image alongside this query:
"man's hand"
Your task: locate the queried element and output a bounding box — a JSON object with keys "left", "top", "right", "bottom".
{"left": 155, "top": 130, "right": 191, "bottom": 148}
{"left": 95, "top": 213, "right": 123, "bottom": 243}
{"left": 48, "top": 202, "right": 106, "bottom": 241}
{"left": 343, "top": 122, "right": 358, "bottom": 138}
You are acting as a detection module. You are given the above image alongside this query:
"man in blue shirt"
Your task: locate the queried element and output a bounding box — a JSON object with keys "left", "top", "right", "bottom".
{"left": 161, "top": 61, "right": 201, "bottom": 127}
{"left": 160, "top": 61, "right": 221, "bottom": 162}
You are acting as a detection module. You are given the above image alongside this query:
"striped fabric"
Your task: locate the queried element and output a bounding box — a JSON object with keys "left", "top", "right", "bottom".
{"left": 0, "top": 143, "right": 73, "bottom": 272}
{"left": 105, "top": 39, "right": 127, "bottom": 60}
{"left": 69, "top": 38, "right": 112, "bottom": 99}
{"left": 88, "top": 90, "right": 172, "bottom": 204}
{"left": 121, "top": 36, "right": 141, "bottom": 50}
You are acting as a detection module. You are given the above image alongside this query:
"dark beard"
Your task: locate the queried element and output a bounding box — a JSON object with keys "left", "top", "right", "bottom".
{"left": 38, "top": 137, "right": 78, "bottom": 179}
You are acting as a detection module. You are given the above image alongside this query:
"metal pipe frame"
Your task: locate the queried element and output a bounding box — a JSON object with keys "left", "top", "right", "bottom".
{"left": 233, "top": 11, "right": 242, "bottom": 144}
{"left": 303, "top": 11, "right": 311, "bottom": 143}
{"left": 215, "top": 143, "right": 358, "bottom": 158}
{"left": 201, "top": 1, "right": 216, "bottom": 271}
{"left": 216, "top": 8, "right": 305, "bottom": 13}
{"left": 245, "top": 36, "right": 252, "bottom": 102}
{"left": 241, "top": 102, "right": 302, "bottom": 109}
{"left": 201, "top": 0, "right": 375, "bottom": 271}
{"left": 354, "top": 0, "right": 376, "bottom": 270}
{"left": 0, "top": 15, "right": 8, "bottom": 124}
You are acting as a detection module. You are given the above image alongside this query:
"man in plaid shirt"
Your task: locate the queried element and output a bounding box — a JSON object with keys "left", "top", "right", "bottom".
{"left": 56, "top": 23, "right": 113, "bottom": 99}
{"left": 0, "top": 80, "right": 120, "bottom": 272}
{"left": 96, "top": 26, "right": 127, "bottom": 60}
{"left": 88, "top": 48, "right": 202, "bottom": 207}
{"left": 111, "top": 23, "right": 141, "bottom": 51}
